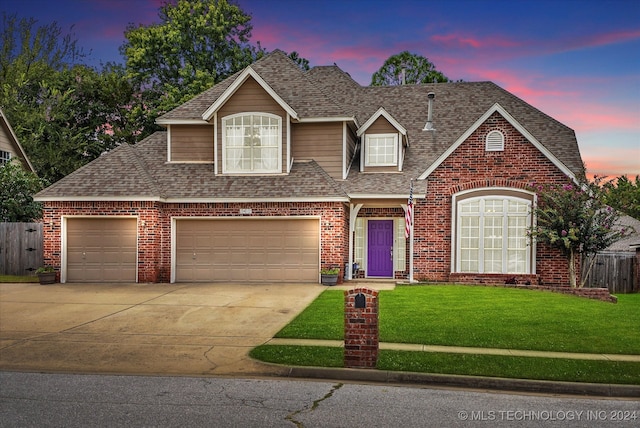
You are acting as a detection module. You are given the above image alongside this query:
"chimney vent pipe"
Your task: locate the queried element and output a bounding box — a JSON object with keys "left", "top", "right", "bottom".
{"left": 424, "top": 92, "right": 436, "bottom": 131}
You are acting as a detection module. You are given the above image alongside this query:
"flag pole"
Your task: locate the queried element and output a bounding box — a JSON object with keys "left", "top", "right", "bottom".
{"left": 406, "top": 178, "right": 415, "bottom": 283}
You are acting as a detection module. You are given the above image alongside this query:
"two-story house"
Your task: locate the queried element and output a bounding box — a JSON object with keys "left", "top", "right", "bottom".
{"left": 35, "top": 50, "right": 584, "bottom": 285}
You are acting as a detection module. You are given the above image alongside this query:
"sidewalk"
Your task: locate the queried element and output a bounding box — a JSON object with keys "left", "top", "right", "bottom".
{"left": 266, "top": 338, "right": 640, "bottom": 362}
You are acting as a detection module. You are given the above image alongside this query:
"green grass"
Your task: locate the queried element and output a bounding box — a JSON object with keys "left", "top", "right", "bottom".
{"left": 0, "top": 274, "right": 39, "bottom": 283}
{"left": 276, "top": 285, "right": 640, "bottom": 354}
{"left": 260, "top": 285, "right": 640, "bottom": 384}
{"left": 250, "top": 345, "right": 344, "bottom": 368}
{"left": 250, "top": 345, "right": 640, "bottom": 385}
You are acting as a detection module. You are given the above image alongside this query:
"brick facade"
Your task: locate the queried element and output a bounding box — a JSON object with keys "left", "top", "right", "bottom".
{"left": 42, "top": 201, "right": 348, "bottom": 283}
{"left": 411, "top": 113, "right": 575, "bottom": 286}
{"left": 41, "top": 113, "right": 578, "bottom": 287}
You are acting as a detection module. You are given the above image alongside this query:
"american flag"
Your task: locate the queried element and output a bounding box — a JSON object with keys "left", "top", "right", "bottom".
{"left": 405, "top": 180, "right": 413, "bottom": 239}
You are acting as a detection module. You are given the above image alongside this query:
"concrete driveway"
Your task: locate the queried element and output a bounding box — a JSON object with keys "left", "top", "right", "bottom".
{"left": 0, "top": 282, "right": 325, "bottom": 376}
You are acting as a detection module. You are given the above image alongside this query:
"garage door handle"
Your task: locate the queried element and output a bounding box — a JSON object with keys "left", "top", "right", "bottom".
{"left": 193, "top": 253, "right": 196, "bottom": 260}
{"left": 82, "top": 252, "right": 86, "bottom": 259}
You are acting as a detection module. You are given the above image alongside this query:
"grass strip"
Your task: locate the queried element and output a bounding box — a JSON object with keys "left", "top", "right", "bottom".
{"left": 0, "top": 275, "right": 39, "bottom": 283}
{"left": 250, "top": 345, "right": 640, "bottom": 385}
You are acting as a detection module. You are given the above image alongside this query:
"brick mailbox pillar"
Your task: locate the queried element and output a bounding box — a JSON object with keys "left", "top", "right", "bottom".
{"left": 344, "top": 288, "right": 379, "bottom": 368}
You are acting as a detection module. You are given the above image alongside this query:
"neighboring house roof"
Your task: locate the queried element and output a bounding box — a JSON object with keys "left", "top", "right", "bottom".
{"left": 0, "top": 108, "right": 36, "bottom": 173}
{"left": 604, "top": 215, "right": 640, "bottom": 252}
{"left": 35, "top": 50, "right": 584, "bottom": 201}
{"left": 35, "top": 132, "right": 349, "bottom": 202}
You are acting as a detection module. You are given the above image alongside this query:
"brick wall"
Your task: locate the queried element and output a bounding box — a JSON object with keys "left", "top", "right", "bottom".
{"left": 41, "top": 201, "right": 348, "bottom": 283}
{"left": 344, "top": 288, "right": 379, "bottom": 368}
{"left": 414, "top": 112, "right": 575, "bottom": 286}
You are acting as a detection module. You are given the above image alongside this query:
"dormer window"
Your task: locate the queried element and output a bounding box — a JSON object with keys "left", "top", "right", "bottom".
{"left": 486, "top": 130, "right": 505, "bottom": 151}
{"left": 364, "top": 134, "right": 398, "bottom": 166}
{"left": 222, "top": 113, "right": 281, "bottom": 173}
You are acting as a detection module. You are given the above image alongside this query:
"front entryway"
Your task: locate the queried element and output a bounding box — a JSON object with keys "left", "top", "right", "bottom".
{"left": 367, "top": 220, "right": 394, "bottom": 277}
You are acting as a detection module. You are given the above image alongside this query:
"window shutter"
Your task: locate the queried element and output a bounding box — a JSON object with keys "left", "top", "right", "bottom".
{"left": 485, "top": 130, "right": 504, "bottom": 151}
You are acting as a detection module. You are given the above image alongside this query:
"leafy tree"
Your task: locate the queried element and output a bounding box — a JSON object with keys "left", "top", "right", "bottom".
{"left": 17, "top": 65, "right": 141, "bottom": 182}
{"left": 529, "top": 178, "right": 630, "bottom": 288}
{"left": 286, "top": 51, "right": 310, "bottom": 71}
{"left": 121, "top": 0, "right": 265, "bottom": 127}
{"left": 602, "top": 175, "right": 640, "bottom": 220}
{"left": 1, "top": 14, "right": 141, "bottom": 183}
{"left": 371, "top": 51, "right": 450, "bottom": 86}
{"left": 0, "top": 161, "right": 45, "bottom": 222}
{"left": 0, "top": 13, "right": 86, "bottom": 104}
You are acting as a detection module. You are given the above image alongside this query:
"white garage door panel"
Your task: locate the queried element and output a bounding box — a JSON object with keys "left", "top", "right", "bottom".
{"left": 175, "top": 219, "right": 319, "bottom": 282}
{"left": 66, "top": 218, "right": 137, "bottom": 283}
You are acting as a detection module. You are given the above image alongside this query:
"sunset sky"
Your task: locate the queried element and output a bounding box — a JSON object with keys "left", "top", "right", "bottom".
{"left": 3, "top": 0, "right": 639, "bottom": 179}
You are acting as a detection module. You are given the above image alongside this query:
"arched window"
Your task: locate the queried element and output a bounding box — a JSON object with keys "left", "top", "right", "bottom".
{"left": 453, "top": 191, "right": 533, "bottom": 274}
{"left": 485, "top": 130, "right": 505, "bottom": 151}
{"left": 222, "top": 113, "right": 281, "bottom": 173}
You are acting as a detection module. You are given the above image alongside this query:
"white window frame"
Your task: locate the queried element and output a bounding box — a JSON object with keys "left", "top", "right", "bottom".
{"left": 221, "top": 112, "right": 282, "bottom": 174}
{"left": 454, "top": 195, "right": 532, "bottom": 274}
{"left": 486, "top": 130, "right": 505, "bottom": 151}
{"left": 364, "top": 133, "right": 398, "bottom": 167}
{"left": 0, "top": 150, "right": 11, "bottom": 164}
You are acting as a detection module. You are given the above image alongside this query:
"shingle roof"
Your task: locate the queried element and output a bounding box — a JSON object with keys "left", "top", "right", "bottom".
{"left": 157, "top": 50, "right": 350, "bottom": 122}
{"left": 604, "top": 215, "right": 640, "bottom": 252}
{"left": 36, "top": 49, "right": 584, "bottom": 201}
{"left": 36, "top": 132, "right": 349, "bottom": 201}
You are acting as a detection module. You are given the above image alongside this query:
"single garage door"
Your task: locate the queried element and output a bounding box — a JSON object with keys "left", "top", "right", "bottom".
{"left": 66, "top": 218, "right": 137, "bottom": 282}
{"left": 175, "top": 218, "right": 319, "bottom": 282}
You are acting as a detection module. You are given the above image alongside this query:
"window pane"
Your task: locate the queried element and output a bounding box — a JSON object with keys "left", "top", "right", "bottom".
{"left": 365, "top": 135, "right": 397, "bottom": 166}
{"left": 483, "top": 216, "right": 503, "bottom": 273}
{"left": 459, "top": 217, "right": 479, "bottom": 273}
{"left": 484, "top": 199, "right": 503, "bottom": 213}
{"left": 460, "top": 200, "right": 479, "bottom": 214}
{"left": 224, "top": 114, "right": 280, "bottom": 172}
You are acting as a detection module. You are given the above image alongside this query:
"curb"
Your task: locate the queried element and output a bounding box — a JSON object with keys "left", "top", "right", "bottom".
{"left": 268, "top": 365, "right": 640, "bottom": 398}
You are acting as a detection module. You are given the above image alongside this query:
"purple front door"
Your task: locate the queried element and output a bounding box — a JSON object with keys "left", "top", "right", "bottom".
{"left": 367, "top": 220, "right": 394, "bottom": 277}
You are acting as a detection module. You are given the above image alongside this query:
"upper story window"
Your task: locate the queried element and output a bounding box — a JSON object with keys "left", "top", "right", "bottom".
{"left": 0, "top": 150, "right": 11, "bottom": 165}
{"left": 364, "top": 134, "right": 398, "bottom": 166}
{"left": 486, "top": 130, "right": 505, "bottom": 151}
{"left": 222, "top": 113, "right": 281, "bottom": 173}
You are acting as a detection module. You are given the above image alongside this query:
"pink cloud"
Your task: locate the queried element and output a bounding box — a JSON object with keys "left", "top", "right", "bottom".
{"left": 583, "top": 147, "right": 640, "bottom": 179}
{"left": 430, "top": 33, "right": 519, "bottom": 50}
{"left": 575, "top": 29, "right": 640, "bottom": 50}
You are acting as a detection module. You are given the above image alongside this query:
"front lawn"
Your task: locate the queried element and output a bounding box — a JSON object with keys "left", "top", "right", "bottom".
{"left": 252, "top": 285, "right": 640, "bottom": 384}
{"left": 276, "top": 285, "right": 640, "bottom": 354}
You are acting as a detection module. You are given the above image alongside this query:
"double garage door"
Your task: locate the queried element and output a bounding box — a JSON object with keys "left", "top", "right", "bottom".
{"left": 175, "top": 218, "right": 320, "bottom": 282}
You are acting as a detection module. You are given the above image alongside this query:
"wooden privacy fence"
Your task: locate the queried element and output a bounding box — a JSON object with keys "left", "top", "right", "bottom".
{"left": 582, "top": 251, "right": 638, "bottom": 294}
{"left": 0, "top": 222, "right": 43, "bottom": 276}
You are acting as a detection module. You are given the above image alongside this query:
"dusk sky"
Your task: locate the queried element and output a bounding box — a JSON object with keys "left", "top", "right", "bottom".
{"left": 2, "top": 0, "right": 639, "bottom": 179}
